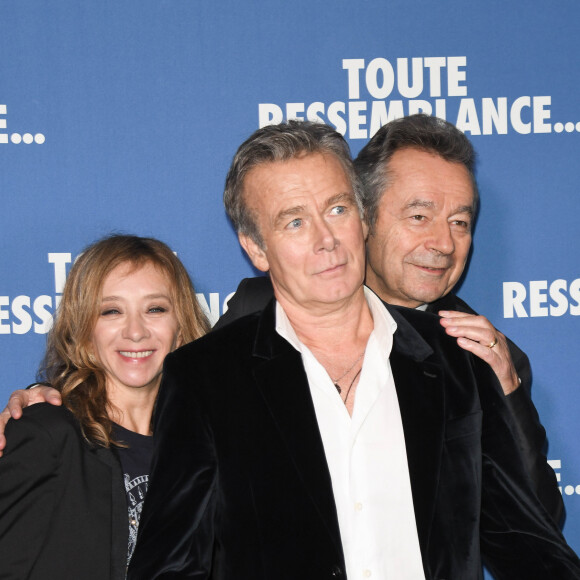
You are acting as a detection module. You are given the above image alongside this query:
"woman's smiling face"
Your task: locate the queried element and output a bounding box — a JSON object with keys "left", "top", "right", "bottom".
{"left": 90, "top": 261, "right": 180, "bottom": 396}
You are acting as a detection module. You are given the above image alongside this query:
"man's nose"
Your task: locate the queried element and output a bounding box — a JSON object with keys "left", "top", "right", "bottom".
{"left": 314, "top": 218, "right": 338, "bottom": 252}
{"left": 426, "top": 220, "right": 455, "bottom": 255}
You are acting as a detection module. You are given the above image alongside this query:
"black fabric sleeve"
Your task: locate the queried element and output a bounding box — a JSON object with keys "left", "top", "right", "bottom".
{"left": 428, "top": 293, "right": 564, "bottom": 525}
{"left": 213, "top": 276, "right": 273, "bottom": 330}
{"left": 0, "top": 405, "right": 61, "bottom": 578}
{"left": 475, "top": 360, "right": 580, "bottom": 579}
{"left": 505, "top": 386, "right": 564, "bottom": 525}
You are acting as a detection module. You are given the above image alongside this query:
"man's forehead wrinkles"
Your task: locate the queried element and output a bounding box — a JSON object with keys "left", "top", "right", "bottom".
{"left": 273, "top": 204, "right": 305, "bottom": 226}
{"left": 275, "top": 190, "right": 353, "bottom": 214}
{"left": 327, "top": 191, "right": 356, "bottom": 205}
{"left": 405, "top": 199, "right": 434, "bottom": 210}
{"left": 278, "top": 204, "right": 305, "bottom": 216}
{"left": 401, "top": 196, "right": 474, "bottom": 214}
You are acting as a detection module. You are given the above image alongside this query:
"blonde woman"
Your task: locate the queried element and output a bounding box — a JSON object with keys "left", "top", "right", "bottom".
{"left": 0, "top": 234, "right": 209, "bottom": 579}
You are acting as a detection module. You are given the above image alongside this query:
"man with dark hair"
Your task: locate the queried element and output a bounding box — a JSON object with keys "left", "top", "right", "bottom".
{"left": 127, "top": 120, "right": 579, "bottom": 579}
{"left": 215, "top": 114, "right": 562, "bottom": 523}
{"left": 357, "top": 114, "right": 557, "bottom": 512}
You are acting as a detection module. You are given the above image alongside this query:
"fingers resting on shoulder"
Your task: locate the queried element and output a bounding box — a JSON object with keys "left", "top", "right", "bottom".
{"left": 438, "top": 311, "right": 520, "bottom": 395}
{"left": 0, "top": 386, "right": 62, "bottom": 456}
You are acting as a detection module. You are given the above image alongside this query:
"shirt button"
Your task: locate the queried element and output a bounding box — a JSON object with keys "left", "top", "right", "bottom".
{"left": 363, "top": 570, "right": 372, "bottom": 578}
{"left": 355, "top": 502, "right": 363, "bottom": 511}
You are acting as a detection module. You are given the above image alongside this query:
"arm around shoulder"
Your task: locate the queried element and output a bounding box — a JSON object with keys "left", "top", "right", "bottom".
{"left": 0, "top": 405, "right": 64, "bottom": 578}
{"left": 213, "top": 276, "right": 273, "bottom": 330}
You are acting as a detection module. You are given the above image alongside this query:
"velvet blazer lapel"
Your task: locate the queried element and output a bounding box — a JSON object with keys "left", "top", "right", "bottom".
{"left": 248, "top": 300, "right": 446, "bottom": 567}
{"left": 250, "top": 300, "right": 344, "bottom": 556}
{"left": 384, "top": 304, "right": 446, "bottom": 568}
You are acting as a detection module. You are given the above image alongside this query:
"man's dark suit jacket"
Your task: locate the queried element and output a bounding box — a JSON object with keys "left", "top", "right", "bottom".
{"left": 427, "top": 291, "right": 564, "bottom": 523}
{"left": 214, "top": 276, "right": 564, "bottom": 524}
{"left": 0, "top": 404, "right": 127, "bottom": 580}
{"left": 129, "top": 299, "right": 580, "bottom": 580}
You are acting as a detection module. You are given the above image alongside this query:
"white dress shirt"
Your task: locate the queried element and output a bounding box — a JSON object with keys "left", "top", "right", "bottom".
{"left": 276, "top": 288, "right": 425, "bottom": 580}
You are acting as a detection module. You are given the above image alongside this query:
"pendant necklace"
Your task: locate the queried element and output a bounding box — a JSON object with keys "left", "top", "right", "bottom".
{"left": 332, "top": 350, "right": 365, "bottom": 394}
{"left": 336, "top": 366, "right": 362, "bottom": 403}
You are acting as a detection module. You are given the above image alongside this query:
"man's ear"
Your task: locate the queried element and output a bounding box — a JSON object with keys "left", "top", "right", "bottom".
{"left": 239, "top": 234, "right": 270, "bottom": 272}
{"left": 361, "top": 218, "right": 369, "bottom": 241}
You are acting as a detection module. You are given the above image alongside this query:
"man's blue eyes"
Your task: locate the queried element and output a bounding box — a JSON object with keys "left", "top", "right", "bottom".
{"left": 286, "top": 206, "right": 348, "bottom": 229}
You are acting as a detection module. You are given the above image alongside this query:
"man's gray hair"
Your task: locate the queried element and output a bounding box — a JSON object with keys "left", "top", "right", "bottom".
{"left": 354, "top": 114, "right": 479, "bottom": 230}
{"left": 224, "top": 120, "right": 363, "bottom": 248}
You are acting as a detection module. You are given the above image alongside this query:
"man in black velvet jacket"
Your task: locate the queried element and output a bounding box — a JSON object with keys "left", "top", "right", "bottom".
{"left": 214, "top": 114, "right": 562, "bottom": 524}
{"left": 128, "top": 120, "right": 579, "bottom": 579}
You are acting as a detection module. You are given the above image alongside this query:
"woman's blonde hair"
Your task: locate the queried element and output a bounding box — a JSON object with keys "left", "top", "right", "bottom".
{"left": 39, "top": 234, "right": 210, "bottom": 447}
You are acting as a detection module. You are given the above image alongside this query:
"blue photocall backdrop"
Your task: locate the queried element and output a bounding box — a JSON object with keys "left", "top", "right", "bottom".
{"left": 1, "top": 1, "right": 579, "bottom": 573}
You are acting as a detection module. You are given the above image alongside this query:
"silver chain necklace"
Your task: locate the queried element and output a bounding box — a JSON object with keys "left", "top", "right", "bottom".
{"left": 332, "top": 350, "right": 365, "bottom": 393}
